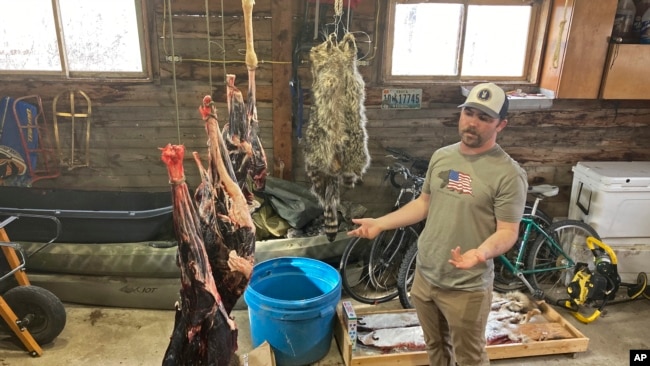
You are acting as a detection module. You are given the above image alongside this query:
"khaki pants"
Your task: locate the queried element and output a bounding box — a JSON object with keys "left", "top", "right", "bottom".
{"left": 411, "top": 269, "right": 492, "bottom": 366}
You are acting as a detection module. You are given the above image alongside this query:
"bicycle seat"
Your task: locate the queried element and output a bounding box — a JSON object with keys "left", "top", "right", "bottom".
{"left": 528, "top": 184, "right": 559, "bottom": 197}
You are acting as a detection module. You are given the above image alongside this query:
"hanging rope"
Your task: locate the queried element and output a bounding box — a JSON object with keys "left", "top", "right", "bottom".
{"left": 334, "top": 0, "right": 343, "bottom": 16}
{"left": 205, "top": 0, "right": 212, "bottom": 94}
{"left": 166, "top": 0, "right": 181, "bottom": 145}
{"left": 334, "top": 0, "right": 343, "bottom": 36}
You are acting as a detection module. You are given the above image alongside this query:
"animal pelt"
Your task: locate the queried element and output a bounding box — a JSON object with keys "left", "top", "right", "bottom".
{"left": 304, "top": 32, "right": 370, "bottom": 241}
{"left": 491, "top": 290, "right": 540, "bottom": 314}
{"left": 486, "top": 291, "right": 543, "bottom": 345}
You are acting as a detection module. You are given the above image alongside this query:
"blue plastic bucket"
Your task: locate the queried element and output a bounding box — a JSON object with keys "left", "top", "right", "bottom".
{"left": 244, "top": 257, "right": 342, "bottom": 366}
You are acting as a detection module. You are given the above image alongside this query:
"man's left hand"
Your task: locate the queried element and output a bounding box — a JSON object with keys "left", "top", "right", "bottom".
{"left": 448, "top": 246, "right": 487, "bottom": 269}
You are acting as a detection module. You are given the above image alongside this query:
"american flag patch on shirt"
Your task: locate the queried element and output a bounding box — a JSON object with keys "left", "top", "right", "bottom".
{"left": 448, "top": 170, "right": 472, "bottom": 195}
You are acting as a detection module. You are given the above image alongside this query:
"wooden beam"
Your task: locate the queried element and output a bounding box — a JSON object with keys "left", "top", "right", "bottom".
{"left": 270, "top": 0, "right": 293, "bottom": 180}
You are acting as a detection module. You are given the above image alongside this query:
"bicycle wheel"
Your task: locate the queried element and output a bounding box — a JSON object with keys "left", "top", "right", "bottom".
{"left": 397, "top": 242, "right": 418, "bottom": 309}
{"left": 493, "top": 206, "right": 552, "bottom": 292}
{"left": 526, "top": 220, "right": 600, "bottom": 302}
{"left": 339, "top": 236, "right": 399, "bottom": 304}
{"left": 367, "top": 227, "right": 410, "bottom": 291}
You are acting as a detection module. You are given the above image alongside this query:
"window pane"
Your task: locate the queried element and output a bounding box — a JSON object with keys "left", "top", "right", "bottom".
{"left": 392, "top": 3, "right": 462, "bottom": 76}
{"left": 0, "top": 1, "right": 61, "bottom": 71}
{"left": 462, "top": 5, "right": 531, "bottom": 77}
{"left": 59, "top": 0, "right": 143, "bottom": 72}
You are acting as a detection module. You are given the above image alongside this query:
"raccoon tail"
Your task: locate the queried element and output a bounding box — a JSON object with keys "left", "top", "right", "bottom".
{"left": 323, "top": 177, "right": 340, "bottom": 242}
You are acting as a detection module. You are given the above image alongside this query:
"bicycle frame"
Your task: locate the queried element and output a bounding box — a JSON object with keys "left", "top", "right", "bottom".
{"left": 497, "top": 216, "right": 576, "bottom": 298}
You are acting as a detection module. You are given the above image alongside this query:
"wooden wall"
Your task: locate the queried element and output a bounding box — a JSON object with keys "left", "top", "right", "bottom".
{"left": 0, "top": 0, "right": 648, "bottom": 221}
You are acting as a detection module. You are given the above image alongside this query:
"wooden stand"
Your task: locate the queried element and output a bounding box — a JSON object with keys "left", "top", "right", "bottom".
{"left": 0, "top": 226, "right": 43, "bottom": 357}
{"left": 334, "top": 302, "right": 589, "bottom": 366}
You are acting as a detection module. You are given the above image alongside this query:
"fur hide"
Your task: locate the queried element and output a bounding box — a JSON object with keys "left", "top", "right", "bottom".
{"left": 304, "top": 33, "right": 370, "bottom": 241}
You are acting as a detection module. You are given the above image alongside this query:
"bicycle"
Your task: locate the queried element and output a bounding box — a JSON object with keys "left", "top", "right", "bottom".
{"left": 397, "top": 184, "right": 601, "bottom": 309}
{"left": 396, "top": 199, "right": 554, "bottom": 305}
{"left": 493, "top": 199, "right": 552, "bottom": 292}
{"left": 338, "top": 148, "right": 427, "bottom": 304}
{"left": 395, "top": 206, "right": 552, "bottom": 308}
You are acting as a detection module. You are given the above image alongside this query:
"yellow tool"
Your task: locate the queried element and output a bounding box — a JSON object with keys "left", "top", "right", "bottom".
{"left": 560, "top": 236, "right": 647, "bottom": 323}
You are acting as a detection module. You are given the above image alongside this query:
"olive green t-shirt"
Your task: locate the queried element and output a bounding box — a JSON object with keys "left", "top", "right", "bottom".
{"left": 417, "top": 142, "right": 528, "bottom": 291}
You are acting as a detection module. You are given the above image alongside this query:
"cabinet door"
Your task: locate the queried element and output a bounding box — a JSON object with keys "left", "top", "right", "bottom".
{"left": 539, "top": 0, "right": 617, "bottom": 99}
{"left": 600, "top": 44, "right": 650, "bottom": 99}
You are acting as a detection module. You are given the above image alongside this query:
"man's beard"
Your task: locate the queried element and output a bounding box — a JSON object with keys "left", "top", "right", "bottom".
{"left": 460, "top": 128, "right": 484, "bottom": 148}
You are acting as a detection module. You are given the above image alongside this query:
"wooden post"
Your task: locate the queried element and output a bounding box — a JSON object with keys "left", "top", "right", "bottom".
{"left": 271, "top": 0, "right": 293, "bottom": 180}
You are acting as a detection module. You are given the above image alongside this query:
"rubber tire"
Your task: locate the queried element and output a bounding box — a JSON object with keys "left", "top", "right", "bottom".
{"left": 2, "top": 285, "right": 67, "bottom": 345}
{"left": 397, "top": 243, "right": 418, "bottom": 309}
{"left": 525, "top": 220, "right": 601, "bottom": 302}
{"left": 339, "top": 236, "right": 399, "bottom": 304}
{"left": 493, "top": 205, "right": 552, "bottom": 292}
{"left": 367, "top": 226, "right": 418, "bottom": 291}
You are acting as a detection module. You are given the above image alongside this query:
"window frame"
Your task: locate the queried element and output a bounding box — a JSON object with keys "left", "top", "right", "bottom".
{"left": 0, "top": 0, "right": 153, "bottom": 82}
{"left": 382, "top": 0, "right": 550, "bottom": 85}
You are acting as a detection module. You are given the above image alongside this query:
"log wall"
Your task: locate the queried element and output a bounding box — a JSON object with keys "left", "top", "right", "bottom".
{"left": 0, "top": 0, "right": 648, "bottom": 220}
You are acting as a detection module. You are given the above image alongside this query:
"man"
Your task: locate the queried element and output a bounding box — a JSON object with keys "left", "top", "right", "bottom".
{"left": 348, "top": 83, "right": 527, "bottom": 365}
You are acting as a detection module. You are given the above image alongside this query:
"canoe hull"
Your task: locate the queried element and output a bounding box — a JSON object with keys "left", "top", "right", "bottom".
{"left": 8, "top": 232, "right": 350, "bottom": 309}
{"left": 0, "top": 187, "right": 173, "bottom": 243}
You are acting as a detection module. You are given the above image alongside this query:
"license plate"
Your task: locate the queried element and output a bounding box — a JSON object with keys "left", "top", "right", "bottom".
{"left": 381, "top": 88, "right": 422, "bottom": 109}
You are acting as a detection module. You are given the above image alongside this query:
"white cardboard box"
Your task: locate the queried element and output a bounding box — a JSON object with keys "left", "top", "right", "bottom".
{"left": 341, "top": 301, "right": 358, "bottom": 351}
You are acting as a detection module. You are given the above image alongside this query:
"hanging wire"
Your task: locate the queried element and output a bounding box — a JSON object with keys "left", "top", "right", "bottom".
{"left": 220, "top": 0, "right": 227, "bottom": 84}
{"left": 346, "top": 0, "right": 352, "bottom": 31}
{"left": 362, "top": 0, "right": 381, "bottom": 62}
{"left": 162, "top": 0, "right": 288, "bottom": 68}
{"left": 166, "top": 0, "right": 181, "bottom": 145}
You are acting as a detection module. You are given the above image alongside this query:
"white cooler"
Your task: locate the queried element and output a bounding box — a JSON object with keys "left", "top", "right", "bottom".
{"left": 568, "top": 161, "right": 650, "bottom": 282}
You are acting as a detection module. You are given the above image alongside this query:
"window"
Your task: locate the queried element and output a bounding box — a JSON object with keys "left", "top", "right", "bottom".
{"left": 0, "top": 0, "right": 150, "bottom": 79}
{"left": 384, "top": 0, "right": 549, "bottom": 83}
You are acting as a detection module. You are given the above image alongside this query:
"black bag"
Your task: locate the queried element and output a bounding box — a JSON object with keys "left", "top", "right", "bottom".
{"left": 263, "top": 176, "right": 323, "bottom": 229}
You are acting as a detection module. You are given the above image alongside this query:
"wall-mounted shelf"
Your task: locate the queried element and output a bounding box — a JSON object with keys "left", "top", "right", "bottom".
{"left": 460, "top": 86, "right": 553, "bottom": 111}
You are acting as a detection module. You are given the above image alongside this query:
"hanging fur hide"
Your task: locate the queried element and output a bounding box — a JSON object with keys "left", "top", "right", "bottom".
{"left": 304, "top": 32, "right": 370, "bottom": 242}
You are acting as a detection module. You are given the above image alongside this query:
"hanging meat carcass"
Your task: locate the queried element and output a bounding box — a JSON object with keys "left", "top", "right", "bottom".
{"left": 160, "top": 144, "right": 238, "bottom": 366}
{"left": 223, "top": 74, "right": 267, "bottom": 206}
{"left": 161, "top": 99, "right": 256, "bottom": 365}
{"left": 304, "top": 32, "right": 370, "bottom": 241}
{"left": 161, "top": 1, "right": 259, "bottom": 363}
{"left": 199, "top": 97, "right": 256, "bottom": 313}
{"left": 222, "top": 0, "right": 267, "bottom": 206}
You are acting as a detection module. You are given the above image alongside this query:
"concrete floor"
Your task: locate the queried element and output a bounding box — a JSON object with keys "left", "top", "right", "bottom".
{"left": 1, "top": 294, "right": 649, "bottom": 366}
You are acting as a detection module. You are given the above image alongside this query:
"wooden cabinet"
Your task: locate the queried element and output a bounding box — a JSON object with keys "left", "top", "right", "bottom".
{"left": 600, "top": 44, "right": 650, "bottom": 99}
{"left": 539, "top": 0, "right": 617, "bottom": 99}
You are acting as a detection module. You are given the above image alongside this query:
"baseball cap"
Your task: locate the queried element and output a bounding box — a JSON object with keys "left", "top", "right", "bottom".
{"left": 458, "top": 83, "right": 509, "bottom": 120}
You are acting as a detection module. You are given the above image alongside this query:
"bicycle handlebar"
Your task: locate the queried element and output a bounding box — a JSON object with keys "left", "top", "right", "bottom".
{"left": 385, "top": 147, "right": 414, "bottom": 163}
{"left": 385, "top": 147, "right": 428, "bottom": 175}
